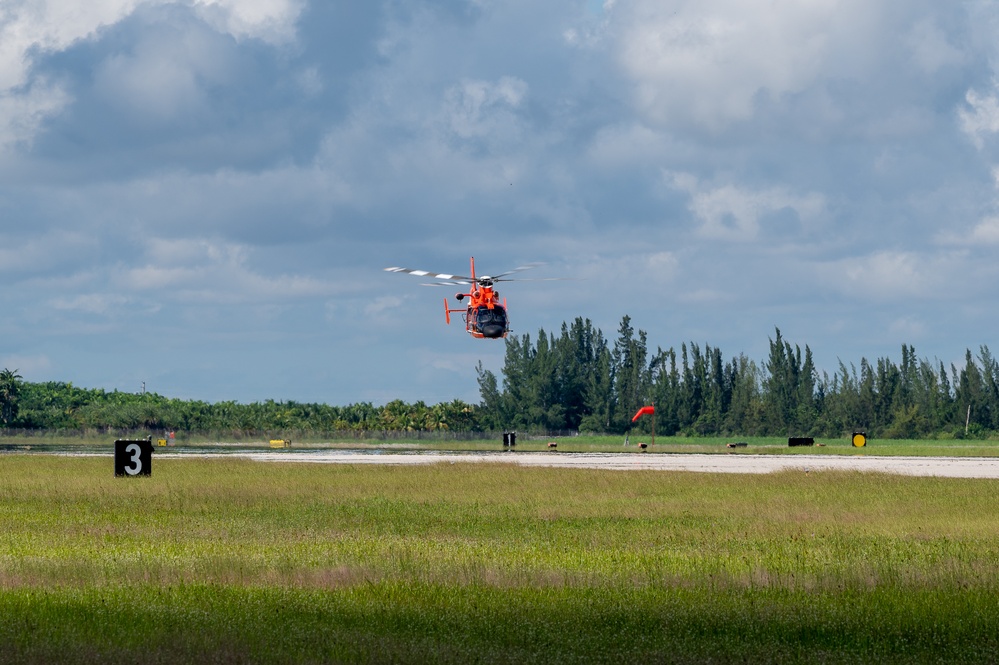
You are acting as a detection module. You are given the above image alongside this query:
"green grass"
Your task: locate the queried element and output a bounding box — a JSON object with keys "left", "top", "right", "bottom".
{"left": 2, "top": 457, "right": 999, "bottom": 662}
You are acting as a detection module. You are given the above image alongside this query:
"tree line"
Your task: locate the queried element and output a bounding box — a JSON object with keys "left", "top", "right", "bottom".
{"left": 475, "top": 317, "right": 999, "bottom": 439}
{"left": 0, "top": 373, "right": 477, "bottom": 437}
{"left": 2, "top": 317, "right": 998, "bottom": 439}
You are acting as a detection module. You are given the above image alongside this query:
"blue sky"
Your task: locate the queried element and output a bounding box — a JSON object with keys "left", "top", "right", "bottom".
{"left": 2, "top": 0, "right": 999, "bottom": 406}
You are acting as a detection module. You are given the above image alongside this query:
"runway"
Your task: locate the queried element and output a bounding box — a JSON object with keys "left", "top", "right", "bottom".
{"left": 7, "top": 443, "right": 999, "bottom": 478}
{"left": 161, "top": 449, "right": 999, "bottom": 479}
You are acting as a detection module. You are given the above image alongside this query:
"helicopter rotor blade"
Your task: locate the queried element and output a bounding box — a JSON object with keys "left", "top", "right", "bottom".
{"left": 418, "top": 281, "right": 471, "bottom": 287}
{"left": 385, "top": 267, "right": 473, "bottom": 282}
{"left": 491, "top": 277, "right": 574, "bottom": 283}
{"left": 387, "top": 262, "right": 571, "bottom": 286}
{"left": 486, "top": 262, "right": 546, "bottom": 281}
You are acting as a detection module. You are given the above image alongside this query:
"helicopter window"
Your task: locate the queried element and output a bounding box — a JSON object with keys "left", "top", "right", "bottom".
{"left": 475, "top": 306, "right": 507, "bottom": 327}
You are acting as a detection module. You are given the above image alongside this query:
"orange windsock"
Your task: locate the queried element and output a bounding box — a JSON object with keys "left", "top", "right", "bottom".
{"left": 631, "top": 405, "right": 655, "bottom": 422}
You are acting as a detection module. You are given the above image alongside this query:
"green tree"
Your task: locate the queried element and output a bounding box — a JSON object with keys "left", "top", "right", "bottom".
{"left": 0, "top": 368, "right": 23, "bottom": 425}
{"left": 650, "top": 347, "right": 681, "bottom": 435}
{"left": 723, "top": 355, "right": 763, "bottom": 435}
{"left": 763, "top": 328, "right": 799, "bottom": 434}
{"left": 475, "top": 362, "right": 504, "bottom": 430}
{"left": 611, "top": 316, "right": 650, "bottom": 433}
{"left": 579, "top": 330, "right": 613, "bottom": 433}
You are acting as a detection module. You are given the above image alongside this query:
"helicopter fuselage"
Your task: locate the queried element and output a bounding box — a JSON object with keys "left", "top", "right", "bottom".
{"left": 388, "top": 256, "right": 543, "bottom": 340}
{"left": 451, "top": 282, "right": 508, "bottom": 339}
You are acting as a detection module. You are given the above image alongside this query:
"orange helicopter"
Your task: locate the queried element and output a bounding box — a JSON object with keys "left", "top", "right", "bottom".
{"left": 385, "top": 257, "right": 552, "bottom": 339}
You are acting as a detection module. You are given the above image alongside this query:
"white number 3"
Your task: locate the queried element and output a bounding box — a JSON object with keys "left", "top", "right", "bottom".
{"left": 124, "top": 443, "right": 142, "bottom": 475}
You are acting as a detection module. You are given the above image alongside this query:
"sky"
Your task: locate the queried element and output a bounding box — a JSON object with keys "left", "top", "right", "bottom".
{"left": 2, "top": 0, "right": 999, "bottom": 406}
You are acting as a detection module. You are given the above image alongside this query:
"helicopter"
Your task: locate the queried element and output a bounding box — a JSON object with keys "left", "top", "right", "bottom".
{"left": 384, "top": 257, "right": 552, "bottom": 339}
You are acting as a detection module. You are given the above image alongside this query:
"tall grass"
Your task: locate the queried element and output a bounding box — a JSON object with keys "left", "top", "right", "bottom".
{"left": 2, "top": 456, "right": 999, "bottom": 662}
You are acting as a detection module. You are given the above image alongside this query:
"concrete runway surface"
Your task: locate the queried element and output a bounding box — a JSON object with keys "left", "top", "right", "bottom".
{"left": 164, "top": 450, "right": 999, "bottom": 479}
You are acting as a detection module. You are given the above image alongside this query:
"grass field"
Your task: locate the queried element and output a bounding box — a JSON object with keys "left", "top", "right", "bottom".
{"left": 2, "top": 456, "right": 999, "bottom": 663}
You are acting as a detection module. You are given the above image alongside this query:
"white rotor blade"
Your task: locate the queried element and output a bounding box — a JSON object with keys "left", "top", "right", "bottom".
{"left": 385, "top": 267, "right": 473, "bottom": 281}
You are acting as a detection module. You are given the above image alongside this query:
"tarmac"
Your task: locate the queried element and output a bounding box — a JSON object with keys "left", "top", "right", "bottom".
{"left": 165, "top": 449, "right": 999, "bottom": 479}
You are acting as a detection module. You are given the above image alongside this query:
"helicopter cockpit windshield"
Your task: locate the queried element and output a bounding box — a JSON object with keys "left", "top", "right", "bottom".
{"left": 473, "top": 305, "right": 508, "bottom": 339}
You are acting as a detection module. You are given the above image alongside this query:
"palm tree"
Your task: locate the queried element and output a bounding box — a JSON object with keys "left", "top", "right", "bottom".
{"left": 0, "top": 368, "right": 23, "bottom": 425}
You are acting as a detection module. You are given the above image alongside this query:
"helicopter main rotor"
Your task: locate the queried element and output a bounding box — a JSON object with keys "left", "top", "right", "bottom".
{"left": 384, "top": 262, "right": 545, "bottom": 288}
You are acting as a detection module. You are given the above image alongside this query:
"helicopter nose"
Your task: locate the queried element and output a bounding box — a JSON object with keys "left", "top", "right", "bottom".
{"left": 481, "top": 324, "right": 505, "bottom": 339}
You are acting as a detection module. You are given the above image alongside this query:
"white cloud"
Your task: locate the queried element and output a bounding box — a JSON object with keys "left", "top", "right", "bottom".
{"left": 0, "top": 78, "right": 68, "bottom": 149}
{"left": 0, "top": 1, "right": 142, "bottom": 90}
{"left": 0, "top": 0, "right": 130, "bottom": 149}
{"left": 936, "top": 168, "right": 999, "bottom": 246}
{"left": 676, "top": 288, "right": 729, "bottom": 304}
{"left": 92, "top": 22, "right": 244, "bottom": 124}
{"left": 364, "top": 295, "right": 403, "bottom": 318}
{"left": 586, "top": 122, "right": 674, "bottom": 169}
{"left": 610, "top": 0, "right": 882, "bottom": 131}
{"left": 4, "top": 1, "right": 999, "bottom": 404}
{"left": 443, "top": 76, "right": 529, "bottom": 142}
{"left": 817, "top": 250, "right": 971, "bottom": 302}
{"left": 888, "top": 317, "right": 926, "bottom": 340}
{"left": 0, "top": 354, "right": 52, "bottom": 375}
{"left": 0, "top": 0, "right": 302, "bottom": 148}
{"left": 0, "top": 230, "right": 96, "bottom": 274}
{"left": 970, "top": 216, "right": 999, "bottom": 244}
{"left": 50, "top": 293, "right": 133, "bottom": 315}
{"left": 667, "top": 172, "right": 824, "bottom": 242}
{"left": 191, "top": 0, "right": 302, "bottom": 45}
{"left": 120, "top": 236, "right": 335, "bottom": 303}
{"left": 642, "top": 250, "right": 679, "bottom": 281}
{"left": 904, "top": 18, "right": 964, "bottom": 74}
{"left": 959, "top": 86, "right": 999, "bottom": 149}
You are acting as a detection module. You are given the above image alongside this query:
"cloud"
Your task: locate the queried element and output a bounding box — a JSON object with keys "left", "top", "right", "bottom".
{"left": 969, "top": 216, "right": 999, "bottom": 244}
{"left": 0, "top": 0, "right": 303, "bottom": 152}
{"left": 667, "top": 172, "right": 825, "bottom": 242}
{"left": 119, "top": 236, "right": 336, "bottom": 304}
{"left": 888, "top": 317, "right": 927, "bottom": 340}
{"left": 0, "top": 1, "right": 142, "bottom": 90}
{"left": 92, "top": 19, "right": 236, "bottom": 125}
{"left": 904, "top": 18, "right": 964, "bottom": 74}
{"left": 443, "top": 76, "right": 528, "bottom": 142}
{"left": 816, "top": 250, "right": 973, "bottom": 302}
{"left": 191, "top": 0, "right": 303, "bottom": 45}
{"left": 12, "top": 165, "right": 352, "bottom": 251}
{"left": 607, "top": 1, "right": 978, "bottom": 141}
{"left": 935, "top": 167, "right": 999, "bottom": 246}
{"left": 0, "top": 79, "right": 69, "bottom": 151}
{"left": 0, "top": 354, "right": 51, "bottom": 376}
{"left": 609, "top": 0, "right": 866, "bottom": 131}
{"left": 959, "top": 86, "right": 999, "bottom": 150}
{"left": 4, "top": 1, "right": 999, "bottom": 404}
{"left": 586, "top": 122, "right": 675, "bottom": 169}
{"left": 364, "top": 295, "right": 403, "bottom": 318}
{"left": 0, "top": 230, "right": 98, "bottom": 276}
{"left": 50, "top": 293, "right": 135, "bottom": 315}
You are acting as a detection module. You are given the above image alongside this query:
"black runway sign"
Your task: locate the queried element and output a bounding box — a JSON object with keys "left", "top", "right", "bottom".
{"left": 114, "top": 438, "right": 153, "bottom": 477}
